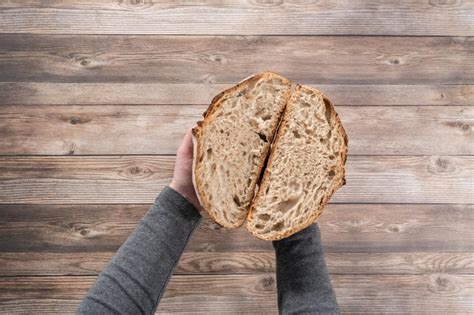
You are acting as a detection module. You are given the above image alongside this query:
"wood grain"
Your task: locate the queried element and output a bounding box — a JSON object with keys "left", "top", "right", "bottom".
{"left": 1, "top": 2, "right": 472, "bottom": 314}
{"left": 0, "top": 105, "right": 472, "bottom": 155}
{"left": 1, "top": 83, "right": 472, "bottom": 106}
{"left": 0, "top": 274, "right": 472, "bottom": 314}
{"left": 1, "top": 35, "right": 472, "bottom": 84}
{"left": 0, "top": 252, "right": 473, "bottom": 276}
{"left": 0, "top": 0, "right": 472, "bottom": 36}
{"left": 0, "top": 156, "right": 472, "bottom": 204}
{"left": 0, "top": 204, "right": 471, "bottom": 257}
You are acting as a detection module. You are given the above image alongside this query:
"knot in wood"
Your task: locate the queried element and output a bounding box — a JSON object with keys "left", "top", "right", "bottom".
{"left": 249, "top": 0, "right": 284, "bottom": 7}
{"left": 118, "top": 0, "right": 153, "bottom": 10}
{"left": 258, "top": 276, "right": 276, "bottom": 291}
{"left": 428, "top": 157, "right": 457, "bottom": 175}
{"left": 69, "top": 116, "right": 91, "bottom": 125}
{"left": 389, "top": 58, "right": 400, "bottom": 65}
{"left": 128, "top": 166, "right": 143, "bottom": 175}
{"left": 428, "top": 275, "right": 457, "bottom": 293}
{"left": 429, "top": 0, "right": 463, "bottom": 7}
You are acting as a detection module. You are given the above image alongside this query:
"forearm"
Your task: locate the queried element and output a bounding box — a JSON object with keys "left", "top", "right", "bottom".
{"left": 273, "top": 224, "right": 339, "bottom": 315}
{"left": 77, "top": 186, "right": 201, "bottom": 315}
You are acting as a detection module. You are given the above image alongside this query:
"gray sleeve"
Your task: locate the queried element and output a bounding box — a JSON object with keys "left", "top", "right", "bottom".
{"left": 77, "top": 186, "right": 201, "bottom": 315}
{"left": 273, "top": 224, "right": 340, "bottom": 315}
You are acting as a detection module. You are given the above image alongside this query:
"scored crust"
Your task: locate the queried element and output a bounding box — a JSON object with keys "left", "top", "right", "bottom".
{"left": 192, "top": 72, "right": 292, "bottom": 228}
{"left": 246, "top": 84, "right": 348, "bottom": 240}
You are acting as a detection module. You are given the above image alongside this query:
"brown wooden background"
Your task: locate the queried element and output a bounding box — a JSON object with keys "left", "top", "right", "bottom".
{"left": 0, "top": 1, "right": 473, "bottom": 314}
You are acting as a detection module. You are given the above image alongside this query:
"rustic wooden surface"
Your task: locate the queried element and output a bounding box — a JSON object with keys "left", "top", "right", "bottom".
{"left": 0, "top": 1, "right": 473, "bottom": 314}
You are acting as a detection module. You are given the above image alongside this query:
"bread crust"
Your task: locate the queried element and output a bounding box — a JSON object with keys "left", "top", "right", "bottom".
{"left": 246, "top": 84, "right": 348, "bottom": 241}
{"left": 192, "top": 71, "right": 292, "bottom": 228}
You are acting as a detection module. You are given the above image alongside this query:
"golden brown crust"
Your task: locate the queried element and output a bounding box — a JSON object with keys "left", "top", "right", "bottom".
{"left": 247, "top": 84, "right": 348, "bottom": 241}
{"left": 192, "top": 71, "right": 292, "bottom": 228}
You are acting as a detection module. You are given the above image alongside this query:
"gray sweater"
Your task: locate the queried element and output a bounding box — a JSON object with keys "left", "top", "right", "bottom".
{"left": 77, "top": 186, "right": 339, "bottom": 314}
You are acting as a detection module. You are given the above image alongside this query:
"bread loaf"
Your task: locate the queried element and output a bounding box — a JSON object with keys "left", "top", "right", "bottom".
{"left": 193, "top": 73, "right": 348, "bottom": 240}
{"left": 192, "top": 72, "right": 291, "bottom": 228}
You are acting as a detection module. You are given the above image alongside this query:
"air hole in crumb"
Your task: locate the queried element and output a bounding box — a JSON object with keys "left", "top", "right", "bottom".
{"left": 211, "top": 163, "right": 216, "bottom": 173}
{"left": 323, "top": 98, "right": 332, "bottom": 123}
{"left": 255, "top": 224, "right": 264, "bottom": 229}
{"left": 220, "top": 129, "right": 224, "bottom": 133}
{"left": 233, "top": 195, "right": 241, "bottom": 207}
{"left": 259, "top": 214, "right": 271, "bottom": 221}
{"left": 292, "top": 130, "right": 301, "bottom": 138}
{"left": 265, "top": 185, "right": 270, "bottom": 194}
{"left": 328, "top": 170, "right": 335, "bottom": 179}
{"left": 207, "top": 148, "right": 213, "bottom": 155}
{"left": 289, "top": 181, "right": 300, "bottom": 192}
{"left": 262, "top": 114, "right": 272, "bottom": 121}
{"left": 329, "top": 155, "right": 335, "bottom": 160}
{"left": 320, "top": 138, "right": 327, "bottom": 144}
{"left": 257, "top": 132, "right": 268, "bottom": 143}
{"left": 277, "top": 197, "right": 300, "bottom": 213}
{"left": 272, "top": 222, "right": 284, "bottom": 231}
{"left": 199, "top": 154, "right": 204, "bottom": 162}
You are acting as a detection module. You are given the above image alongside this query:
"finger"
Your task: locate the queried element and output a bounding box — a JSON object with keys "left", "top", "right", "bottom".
{"left": 178, "top": 128, "right": 194, "bottom": 157}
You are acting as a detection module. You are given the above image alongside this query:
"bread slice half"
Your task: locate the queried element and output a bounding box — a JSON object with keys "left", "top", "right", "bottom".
{"left": 246, "top": 84, "right": 348, "bottom": 240}
{"left": 192, "top": 72, "right": 292, "bottom": 228}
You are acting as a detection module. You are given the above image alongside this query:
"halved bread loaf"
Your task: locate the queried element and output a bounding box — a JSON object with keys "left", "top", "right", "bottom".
{"left": 192, "top": 72, "right": 292, "bottom": 228}
{"left": 246, "top": 84, "right": 348, "bottom": 240}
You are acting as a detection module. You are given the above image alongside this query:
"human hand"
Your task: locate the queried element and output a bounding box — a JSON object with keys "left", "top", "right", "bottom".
{"left": 170, "top": 128, "right": 203, "bottom": 211}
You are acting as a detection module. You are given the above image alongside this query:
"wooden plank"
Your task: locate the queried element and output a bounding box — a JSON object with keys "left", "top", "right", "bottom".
{"left": 333, "top": 274, "right": 474, "bottom": 314}
{"left": 0, "top": 204, "right": 471, "bottom": 256}
{"left": 1, "top": 83, "right": 472, "bottom": 106}
{"left": 0, "top": 35, "right": 472, "bottom": 84}
{"left": 0, "top": 1, "right": 473, "bottom": 36}
{"left": 0, "top": 252, "right": 473, "bottom": 277}
{"left": 0, "top": 274, "right": 472, "bottom": 314}
{"left": 0, "top": 105, "right": 472, "bottom": 155}
{"left": 0, "top": 156, "right": 472, "bottom": 204}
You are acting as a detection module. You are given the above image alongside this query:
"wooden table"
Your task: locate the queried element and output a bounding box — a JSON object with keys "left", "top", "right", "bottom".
{"left": 0, "top": 1, "right": 473, "bottom": 313}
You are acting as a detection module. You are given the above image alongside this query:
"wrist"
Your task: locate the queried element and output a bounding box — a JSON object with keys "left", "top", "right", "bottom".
{"left": 169, "top": 181, "right": 202, "bottom": 211}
